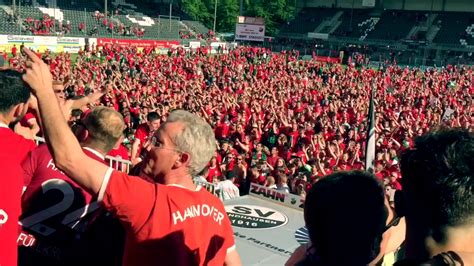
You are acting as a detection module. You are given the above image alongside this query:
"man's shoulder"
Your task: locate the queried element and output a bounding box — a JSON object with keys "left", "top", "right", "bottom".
{"left": 29, "top": 144, "right": 52, "bottom": 161}
{"left": 0, "top": 127, "right": 36, "bottom": 149}
{"left": 0, "top": 156, "right": 22, "bottom": 182}
{"left": 135, "top": 124, "right": 149, "bottom": 135}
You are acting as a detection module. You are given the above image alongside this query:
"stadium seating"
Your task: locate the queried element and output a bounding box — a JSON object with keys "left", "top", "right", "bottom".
{"left": 1, "top": 0, "right": 473, "bottom": 47}
{"left": 279, "top": 8, "right": 338, "bottom": 36}
{"left": 332, "top": 9, "right": 375, "bottom": 39}
{"left": 433, "top": 12, "right": 474, "bottom": 45}
{"left": 0, "top": 8, "right": 18, "bottom": 34}
{"left": 182, "top": 20, "right": 209, "bottom": 36}
{"left": 366, "top": 11, "right": 426, "bottom": 41}
{"left": 0, "top": 0, "right": 206, "bottom": 40}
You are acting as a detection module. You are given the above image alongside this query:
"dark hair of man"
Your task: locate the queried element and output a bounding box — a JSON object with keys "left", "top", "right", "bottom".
{"left": 303, "top": 171, "right": 387, "bottom": 266}
{"left": 400, "top": 128, "right": 473, "bottom": 243}
{"left": 0, "top": 70, "right": 30, "bottom": 113}
{"left": 146, "top": 111, "right": 160, "bottom": 122}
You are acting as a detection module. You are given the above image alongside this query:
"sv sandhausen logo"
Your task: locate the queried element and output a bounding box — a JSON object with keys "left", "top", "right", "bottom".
{"left": 225, "top": 205, "right": 288, "bottom": 229}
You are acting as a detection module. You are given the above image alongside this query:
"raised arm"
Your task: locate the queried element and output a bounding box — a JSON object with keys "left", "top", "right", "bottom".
{"left": 22, "top": 48, "right": 109, "bottom": 195}
{"left": 70, "top": 89, "right": 106, "bottom": 110}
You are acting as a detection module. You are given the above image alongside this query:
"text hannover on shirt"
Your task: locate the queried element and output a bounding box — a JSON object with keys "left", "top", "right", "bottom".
{"left": 172, "top": 204, "right": 225, "bottom": 225}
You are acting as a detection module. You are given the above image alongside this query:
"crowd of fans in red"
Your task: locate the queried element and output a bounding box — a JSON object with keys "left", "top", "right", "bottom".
{"left": 21, "top": 14, "right": 72, "bottom": 35}
{"left": 179, "top": 29, "right": 216, "bottom": 41}
{"left": 92, "top": 10, "right": 146, "bottom": 38}
{"left": 8, "top": 44, "right": 473, "bottom": 198}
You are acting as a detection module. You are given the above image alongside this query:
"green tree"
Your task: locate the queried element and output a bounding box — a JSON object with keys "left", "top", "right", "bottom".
{"left": 215, "top": 0, "right": 240, "bottom": 32}
{"left": 181, "top": 0, "right": 212, "bottom": 26}
{"left": 180, "top": 0, "right": 295, "bottom": 36}
{"left": 243, "top": 0, "right": 295, "bottom": 36}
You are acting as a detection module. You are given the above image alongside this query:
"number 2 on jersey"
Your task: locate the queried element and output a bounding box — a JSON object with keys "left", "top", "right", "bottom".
{"left": 20, "top": 179, "right": 99, "bottom": 236}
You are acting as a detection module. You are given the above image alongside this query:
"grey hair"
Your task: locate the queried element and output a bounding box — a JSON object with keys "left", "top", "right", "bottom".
{"left": 166, "top": 110, "right": 217, "bottom": 176}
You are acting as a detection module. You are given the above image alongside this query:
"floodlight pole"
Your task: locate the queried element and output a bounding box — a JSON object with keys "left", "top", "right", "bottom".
{"left": 84, "top": 8, "right": 87, "bottom": 36}
{"left": 213, "top": 0, "right": 218, "bottom": 33}
{"left": 349, "top": 0, "right": 355, "bottom": 31}
{"left": 18, "top": 0, "right": 21, "bottom": 34}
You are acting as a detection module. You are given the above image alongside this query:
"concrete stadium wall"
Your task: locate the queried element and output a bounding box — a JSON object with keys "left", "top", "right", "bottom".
{"left": 443, "top": 0, "right": 474, "bottom": 12}
{"left": 300, "top": 0, "right": 474, "bottom": 12}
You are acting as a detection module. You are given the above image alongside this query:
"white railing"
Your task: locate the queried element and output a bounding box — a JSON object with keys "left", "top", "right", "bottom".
{"left": 106, "top": 156, "right": 131, "bottom": 173}
{"left": 193, "top": 178, "right": 219, "bottom": 196}
{"left": 35, "top": 137, "right": 131, "bottom": 173}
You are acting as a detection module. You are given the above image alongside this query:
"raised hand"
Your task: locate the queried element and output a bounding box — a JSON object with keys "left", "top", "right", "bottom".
{"left": 22, "top": 47, "right": 53, "bottom": 96}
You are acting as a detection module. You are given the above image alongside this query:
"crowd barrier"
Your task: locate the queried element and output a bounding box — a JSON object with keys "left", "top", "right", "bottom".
{"left": 35, "top": 137, "right": 131, "bottom": 173}
{"left": 193, "top": 178, "right": 219, "bottom": 196}
{"left": 34, "top": 136, "right": 303, "bottom": 204}
{"left": 249, "top": 183, "right": 304, "bottom": 210}
{"left": 0, "top": 35, "right": 84, "bottom": 53}
{"left": 0, "top": 34, "right": 184, "bottom": 54}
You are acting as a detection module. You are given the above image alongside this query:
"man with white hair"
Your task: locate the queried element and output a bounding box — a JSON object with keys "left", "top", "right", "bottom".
{"left": 22, "top": 47, "right": 241, "bottom": 266}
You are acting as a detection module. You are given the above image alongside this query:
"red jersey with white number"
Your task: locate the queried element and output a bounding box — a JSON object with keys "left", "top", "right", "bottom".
{"left": 0, "top": 157, "right": 23, "bottom": 266}
{"left": 19, "top": 145, "right": 106, "bottom": 263}
{"left": 101, "top": 170, "right": 236, "bottom": 266}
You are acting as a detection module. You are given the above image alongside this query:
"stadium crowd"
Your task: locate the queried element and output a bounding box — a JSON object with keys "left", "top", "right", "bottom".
{"left": 6, "top": 44, "right": 473, "bottom": 199}
{"left": 0, "top": 43, "right": 472, "bottom": 266}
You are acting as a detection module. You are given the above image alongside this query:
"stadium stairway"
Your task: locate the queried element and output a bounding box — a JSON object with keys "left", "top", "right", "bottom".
{"left": 366, "top": 10, "right": 426, "bottom": 41}
{"left": 433, "top": 12, "right": 474, "bottom": 46}
{"left": 0, "top": 0, "right": 198, "bottom": 40}
{"left": 279, "top": 8, "right": 338, "bottom": 38}
{"left": 323, "top": 9, "right": 377, "bottom": 40}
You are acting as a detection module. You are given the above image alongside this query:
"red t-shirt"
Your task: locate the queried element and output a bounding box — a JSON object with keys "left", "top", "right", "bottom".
{"left": 101, "top": 171, "right": 235, "bottom": 266}
{"left": 107, "top": 144, "right": 130, "bottom": 171}
{"left": 135, "top": 124, "right": 150, "bottom": 144}
{"left": 0, "top": 126, "right": 36, "bottom": 164}
{"left": 207, "top": 165, "right": 222, "bottom": 183}
{"left": 20, "top": 109, "right": 43, "bottom": 137}
{"left": 267, "top": 155, "right": 281, "bottom": 168}
{"left": 134, "top": 123, "right": 152, "bottom": 156}
{"left": 107, "top": 144, "right": 129, "bottom": 160}
{"left": 0, "top": 157, "right": 22, "bottom": 266}
{"left": 20, "top": 146, "right": 106, "bottom": 262}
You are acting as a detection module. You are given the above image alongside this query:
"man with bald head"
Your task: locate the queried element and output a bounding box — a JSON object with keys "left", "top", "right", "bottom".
{"left": 19, "top": 106, "right": 126, "bottom": 265}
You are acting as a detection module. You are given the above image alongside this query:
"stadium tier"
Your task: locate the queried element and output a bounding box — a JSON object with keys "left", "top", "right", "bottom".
{"left": 276, "top": 7, "right": 473, "bottom": 47}
{"left": 279, "top": 8, "right": 339, "bottom": 36}
{"left": 364, "top": 11, "right": 428, "bottom": 41}
{"left": 1, "top": 0, "right": 474, "bottom": 264}
{"left": 433, "top": 12, "right": 474, "bottom": 45}
{"left": 331, "top": 9, "right": 374, "bottom": 39}
{"left": 0, "top": 0, "right": 208, "bottom": 40}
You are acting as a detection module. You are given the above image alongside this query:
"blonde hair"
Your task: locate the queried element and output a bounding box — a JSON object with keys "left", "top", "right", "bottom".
{"left": 83, "top": 107, "right": 125, "bottom": 152}
{"left": 52, "top": 80, "right": 64, "bottom": 86}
